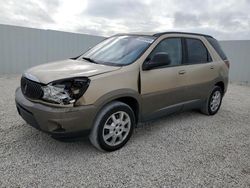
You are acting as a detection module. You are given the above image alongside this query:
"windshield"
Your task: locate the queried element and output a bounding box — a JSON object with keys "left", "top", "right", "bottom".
{"left": 79, "top": 35, "right": 156, "bottom": 66}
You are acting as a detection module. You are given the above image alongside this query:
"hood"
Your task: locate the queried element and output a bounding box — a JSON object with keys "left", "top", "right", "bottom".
{"left": 24, "top": 59, "right": 121, "bottom": 84}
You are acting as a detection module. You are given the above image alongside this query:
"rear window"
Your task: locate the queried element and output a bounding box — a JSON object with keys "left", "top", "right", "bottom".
{"left": 206, "top": 37, "right": 227, "bottom": 60}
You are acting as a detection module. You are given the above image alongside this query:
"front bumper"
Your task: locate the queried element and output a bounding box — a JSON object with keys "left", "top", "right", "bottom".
{"left": 15, "top": 87, "right": 97, "bottom": 137}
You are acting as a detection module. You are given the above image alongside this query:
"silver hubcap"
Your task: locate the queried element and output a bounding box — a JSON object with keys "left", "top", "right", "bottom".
{"left": 102, "top": 111, "right": 131, "bottom": 146}
{"left": 210, "top": 90, "right": 221, "bottom": 112}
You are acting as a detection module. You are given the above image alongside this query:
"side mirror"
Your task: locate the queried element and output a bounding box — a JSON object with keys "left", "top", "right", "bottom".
{"left": 143, "top": 52, "right": 171, "bottom": 70}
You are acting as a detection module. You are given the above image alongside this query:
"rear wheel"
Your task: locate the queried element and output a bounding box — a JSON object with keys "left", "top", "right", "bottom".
{"left": 201, "top": 86, "right": 223, "bottom": 115}
{"left": 89, "top": 101, "right": 135, "bottom": 151}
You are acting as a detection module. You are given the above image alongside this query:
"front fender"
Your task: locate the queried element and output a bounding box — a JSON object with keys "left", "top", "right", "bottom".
{"left": 93, "top": 88, "right": 142, "bottom": 120}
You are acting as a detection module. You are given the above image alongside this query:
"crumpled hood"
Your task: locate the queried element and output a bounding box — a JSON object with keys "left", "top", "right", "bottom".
{"left": 24, "top": 59, "right": 121, "bottom": 84}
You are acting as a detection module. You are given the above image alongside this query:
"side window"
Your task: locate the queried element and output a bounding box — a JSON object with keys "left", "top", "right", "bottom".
{"left": 186, "top": 38, "right": 211, "bottom": 64}
{"left": 149, "top": 38, "right": 182, "bottom": 66}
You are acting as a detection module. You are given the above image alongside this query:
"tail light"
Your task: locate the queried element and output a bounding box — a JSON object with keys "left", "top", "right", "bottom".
{"left": 224, "top": 60, "right": 230, "bottom": 69}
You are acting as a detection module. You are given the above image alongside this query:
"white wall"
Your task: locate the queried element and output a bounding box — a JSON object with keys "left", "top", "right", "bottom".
{"left": 0, "top": 24, "right": 105, "bottom": 74}
{"left": 220, "top": 40, "right": 250, "bottom": 84}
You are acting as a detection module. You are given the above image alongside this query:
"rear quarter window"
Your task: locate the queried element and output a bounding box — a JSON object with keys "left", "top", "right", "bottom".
{"left": 206, "top": 37, "right": 227, "bottom": 60}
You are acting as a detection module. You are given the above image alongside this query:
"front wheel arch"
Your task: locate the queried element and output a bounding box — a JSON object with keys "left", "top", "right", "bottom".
{"left": 93, "top": 90, "right": 141, "bottom": 123}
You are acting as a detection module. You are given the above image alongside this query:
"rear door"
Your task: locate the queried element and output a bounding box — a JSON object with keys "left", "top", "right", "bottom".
{"left": 182, "top": 37, "right": 218, "bottom": 102}
{"left": 140, "top": 37, "right": 188, "bottom": 120}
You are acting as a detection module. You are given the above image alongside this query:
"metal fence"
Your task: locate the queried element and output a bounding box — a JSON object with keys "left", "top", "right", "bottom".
{"left": 0, "top": 24, "right": 249, "bottom": 83}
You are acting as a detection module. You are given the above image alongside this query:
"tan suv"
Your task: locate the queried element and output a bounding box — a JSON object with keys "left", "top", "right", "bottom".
{"left": 15, "top": 32, "right": 229, "bottom": 151}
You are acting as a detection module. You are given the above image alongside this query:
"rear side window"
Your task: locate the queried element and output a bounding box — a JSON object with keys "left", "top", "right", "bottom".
{"left": 206, "top": 37, "right": 227, "bottom": 60}
{"left": 186, "top": 38, "right": 211, "bottom": 64}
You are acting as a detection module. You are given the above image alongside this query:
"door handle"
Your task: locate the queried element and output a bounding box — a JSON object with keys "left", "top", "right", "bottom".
{"left": 178, "top": 70, "right": 186, "bottom": 75}
{"left": 210, "top": 65, "right": 214, "bottom": 69}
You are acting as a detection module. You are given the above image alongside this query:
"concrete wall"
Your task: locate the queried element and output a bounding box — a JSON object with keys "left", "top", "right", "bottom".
{"left": 220, "top": 40, "right": 250, "bottom": 84}
{"left": 0, "top": 24, "right": 105, "bottom": 74}
{"left": 0, "top": 24, "right": 249, "bottom": 83}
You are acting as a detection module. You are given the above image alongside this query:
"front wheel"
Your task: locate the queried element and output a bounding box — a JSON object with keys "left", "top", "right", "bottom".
{"left": 89, "top": 101, "right": 135, "bottom": 152}
{"left": 201, "top": 86, "right": 223, "bottom": 115}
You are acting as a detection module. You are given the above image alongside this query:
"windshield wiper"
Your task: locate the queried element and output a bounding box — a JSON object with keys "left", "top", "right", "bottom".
{"left": 82, "top": 57, "right": 99, "bottom": 64}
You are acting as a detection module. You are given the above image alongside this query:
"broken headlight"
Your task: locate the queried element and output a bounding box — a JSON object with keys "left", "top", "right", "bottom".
{"left": 41, "top": 77, "right": 90, "bottom": 105}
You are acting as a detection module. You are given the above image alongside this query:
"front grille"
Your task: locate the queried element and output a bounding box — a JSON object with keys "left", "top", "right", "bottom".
{"left": 21, "top": 77, "right": 44, "bottom": 100}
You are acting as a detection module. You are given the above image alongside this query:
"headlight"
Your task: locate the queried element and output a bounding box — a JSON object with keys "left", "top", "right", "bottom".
{"left": 41, "top": 77, "right": 90, "bottom": 105}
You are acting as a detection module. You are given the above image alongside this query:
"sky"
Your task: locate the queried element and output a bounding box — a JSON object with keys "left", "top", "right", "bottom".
{"left": 0, "top": 0, "right": 250, "bottom": 40}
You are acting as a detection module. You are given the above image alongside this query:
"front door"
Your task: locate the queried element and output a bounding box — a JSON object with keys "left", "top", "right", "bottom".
{"left": 140, "top": 37, "right": 188, "bottom": 120}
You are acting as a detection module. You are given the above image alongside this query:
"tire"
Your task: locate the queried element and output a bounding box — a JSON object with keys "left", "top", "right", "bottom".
{"left": 201, "top": 86, "right": 223, "bottom": 115}
{"left": 89, "top": 101, "right": 135, "bottom": 152}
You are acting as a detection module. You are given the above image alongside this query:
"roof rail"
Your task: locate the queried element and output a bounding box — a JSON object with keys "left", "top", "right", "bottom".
{"left": 153, "top": 32, "right": 213, "bottom": 38}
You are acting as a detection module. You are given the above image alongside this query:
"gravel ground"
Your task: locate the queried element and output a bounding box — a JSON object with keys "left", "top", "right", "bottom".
{"left": 0, "top": 75, "right": 250, "bottom": 187}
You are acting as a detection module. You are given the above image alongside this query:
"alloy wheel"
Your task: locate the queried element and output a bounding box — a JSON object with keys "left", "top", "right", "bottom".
{"left": 102, "top": 111, "right": 131, "bottom": 146}
{"left": 210, "top": 90, "right": 221, "bottom": 112}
